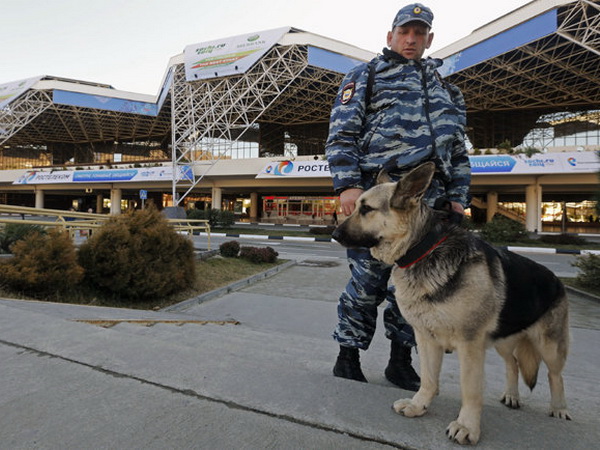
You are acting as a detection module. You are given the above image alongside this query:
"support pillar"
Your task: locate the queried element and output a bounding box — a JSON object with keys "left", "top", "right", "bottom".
{"left": 525, "top": 184, "right": 541, "bottom": 233}
{"left": 486, "top": 191, "right": 498, "bottom": 223}
{"left": 250, "top": 192, "right": 258, "bottom": 221}
{"left": 34, "top": 189, "right": 44, "bottom": 209}
{"left": 110, "top": 188, "right": 122, "bottom": 215}
{"left": 96, "top": 194, "right": 103, "bottom": 214}
{"left": 211, "top": 187, "right": 222, "bottom": 210}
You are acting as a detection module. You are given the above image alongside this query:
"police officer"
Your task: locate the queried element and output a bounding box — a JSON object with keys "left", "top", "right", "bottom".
{"left": 326, "top": 3, "right": 471, "bottom": 390}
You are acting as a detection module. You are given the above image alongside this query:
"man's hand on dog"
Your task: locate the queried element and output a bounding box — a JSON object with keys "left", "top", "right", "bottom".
{"left": 340, "top": 188, "right": 364, "bottom": 216}
{"left": 450, "top": 201, "right": 464, "bottom": 215}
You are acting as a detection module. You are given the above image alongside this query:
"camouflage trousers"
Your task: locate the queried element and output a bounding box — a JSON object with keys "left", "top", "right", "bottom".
{"left": 333, "top": 247, "right": 416, "bottom": 350}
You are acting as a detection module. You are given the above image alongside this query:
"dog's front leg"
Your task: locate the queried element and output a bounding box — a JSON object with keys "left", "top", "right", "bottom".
{"left": 446, "top": 339, "right": 486, "bottom": 445}
{"left": 393, "top": 331, "right": 442, "bottom": 417}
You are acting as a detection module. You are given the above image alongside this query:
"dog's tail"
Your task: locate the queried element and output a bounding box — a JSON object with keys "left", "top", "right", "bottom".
{"left": 515, "top": 338, "right": 542, "bottom": 390}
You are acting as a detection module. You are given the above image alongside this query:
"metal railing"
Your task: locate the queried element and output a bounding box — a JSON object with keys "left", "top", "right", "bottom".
{"left": 0, "top": 205, "right": 211, "bottom": 248}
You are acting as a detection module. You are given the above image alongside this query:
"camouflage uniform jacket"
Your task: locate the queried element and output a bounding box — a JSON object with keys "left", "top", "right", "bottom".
{"left": 325, "top": 49, "right": 471, "bottom": 208}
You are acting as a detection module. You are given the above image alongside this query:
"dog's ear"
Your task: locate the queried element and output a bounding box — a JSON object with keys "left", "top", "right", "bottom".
{"left": 390, "top": 162, "right": 436, "bottom": 210}
{"left": 376, "top": 170, "right": 393, "bottom": 184}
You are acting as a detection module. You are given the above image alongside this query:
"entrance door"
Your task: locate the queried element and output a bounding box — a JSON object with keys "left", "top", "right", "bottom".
{"left": 277, "top": 201, "right": 287, "bottom": 218}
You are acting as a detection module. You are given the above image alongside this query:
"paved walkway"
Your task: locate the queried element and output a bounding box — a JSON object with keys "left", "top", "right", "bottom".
{"left": 0, "top": 256, "right": 598, "bottom": 449}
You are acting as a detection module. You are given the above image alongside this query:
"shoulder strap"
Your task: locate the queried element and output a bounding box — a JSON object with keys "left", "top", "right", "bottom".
{"left": 434, "top": 70, "right": 449, "bottom": 90}
{"left": 365, "top": 62, "right": 376, "bottom": 111}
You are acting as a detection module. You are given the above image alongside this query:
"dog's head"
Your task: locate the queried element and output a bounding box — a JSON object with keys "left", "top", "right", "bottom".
{"left": 332, "top": 162, "right": 435, "bottom": 264}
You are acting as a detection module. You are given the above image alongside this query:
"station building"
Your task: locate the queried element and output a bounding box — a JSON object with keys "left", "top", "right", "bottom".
{"left": 0, "top": 0, "right": 598, "bottom": 232}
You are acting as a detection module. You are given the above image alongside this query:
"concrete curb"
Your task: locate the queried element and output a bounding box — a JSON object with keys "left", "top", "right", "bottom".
{"left": 207, "top": 231, "right": 600, "bottom": 253}
{"left": 161, "top": 259, "right": 297, "bottom": 313}
{"left": 203, "top": 232, "right": 334, "bottom": 243}
{"left": 503, "top": 245, "right": 600, "bottom": 255}
{"left": 564, "top": 284, "right": 600, "bottom": 303}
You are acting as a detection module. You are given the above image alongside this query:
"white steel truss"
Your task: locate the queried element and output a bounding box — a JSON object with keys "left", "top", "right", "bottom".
{"left": 170, "top": 43, "right": 343, "bottom": 205}
{"left": 0, "top": 89, "right": 53, "bottom": 146}
{"left": 557, "top": 0, "right": 600, "bottom": 56}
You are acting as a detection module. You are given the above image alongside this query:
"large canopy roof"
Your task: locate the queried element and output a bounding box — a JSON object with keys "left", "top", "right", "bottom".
{"left": 432, "top": 0, "right": 599, "bottom": 148}
{"left": 1, "top": 0, "right": 598, "bottom": 153}
{"left": 0, "top": 76, "right": 172, "bottom": 147}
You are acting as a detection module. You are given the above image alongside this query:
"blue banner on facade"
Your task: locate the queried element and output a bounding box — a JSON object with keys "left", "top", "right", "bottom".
{"left": 53, "top": 90, "right": 158, "bottom": 116}
{"left": 307, "top": 46, "right": 364, "bottom": 74}
{"left": 439, "top": 10, "right": 558, "bottom": 77}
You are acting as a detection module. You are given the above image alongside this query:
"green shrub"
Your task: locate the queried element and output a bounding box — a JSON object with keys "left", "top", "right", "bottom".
{"left": 309, "top": 226, "right": 335, "bottom": 235}
{"left": 218, "top": 210, "right": 235, "bottom": 228}
{"left": 480, "top": 214, "right": 528, "bottom": 243}
{"left": 0, "top": 228, "right": 83, "bottom": 296}
{"left": 521, "top": 146, "right": 541, "bottom": 157}
{"left": 0, "top": 223, "right": 47, "bottom": 253}
{"left": 186, "top": 208, "right": 235, "bottom": 228}
{"left": 239, "top": 246, "right": 278, "bottom": 264}
{"left": 186, "top": 208, "right": 206, "bottom": 220}
{"left": 219, "top": 240, "right": 240, "bottom": 258}
{"left": 539, "top": 233, "right": 588, "bottom": 246}
{"left": 496, "top": 139, "right": 514, "bottom": 154}
{"left": 78, "top": 205, "right": 195, "bottom": 300}
{"left": 572, "top": 254, "right": 600, "bottom": 290}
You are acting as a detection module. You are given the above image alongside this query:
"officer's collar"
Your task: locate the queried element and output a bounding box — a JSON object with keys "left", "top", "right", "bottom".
{"left": 382, "top": 48, "right": 410, "bottom": 63}
{"left": 381, "top": 49, "right": 443, "bottom": 69}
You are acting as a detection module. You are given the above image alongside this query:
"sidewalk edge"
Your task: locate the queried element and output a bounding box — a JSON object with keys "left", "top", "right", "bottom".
{"left": 161, "top": 259, "right": 297, "bottom": 313}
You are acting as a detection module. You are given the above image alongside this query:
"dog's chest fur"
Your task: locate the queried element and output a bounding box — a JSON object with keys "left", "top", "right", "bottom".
{"left": 389, "top": 236, "right": 503, "bottom": 348}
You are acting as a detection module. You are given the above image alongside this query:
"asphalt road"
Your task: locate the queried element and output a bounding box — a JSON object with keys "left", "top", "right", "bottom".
{"left": 194, "top": 233, "right": 586, "bottom": 279}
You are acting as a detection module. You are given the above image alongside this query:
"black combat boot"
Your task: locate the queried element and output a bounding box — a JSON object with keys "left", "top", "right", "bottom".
{"left": 384, "top": 341, "right": 420, "bottom": 391}
{"left": 333, "top": 345, "right": 367, "bottom": 382}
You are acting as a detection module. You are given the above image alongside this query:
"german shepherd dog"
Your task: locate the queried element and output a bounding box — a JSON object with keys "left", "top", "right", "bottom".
{"left": 332, "top": 162, "right": 570, "bottom": 445}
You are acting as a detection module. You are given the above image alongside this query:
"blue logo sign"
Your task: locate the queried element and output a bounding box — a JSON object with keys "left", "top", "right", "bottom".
{"left": 73, "top": 170, "right": 138, "bottom": 182}
{"left": 470, "top": 156, "right": 516, "bottom": 173}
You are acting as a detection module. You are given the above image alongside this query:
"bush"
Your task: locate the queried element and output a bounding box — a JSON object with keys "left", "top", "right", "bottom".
{"left": 0, "top": 223, "right": 47, "bottom": 253}
{"left": 539, "top": 233, "right": 588, "bottom": 246}
{"left": 309, "top": 226, "right": 335, "bottom": 235}
{"left": 186, "top": 208, "right": 235, "bottom": 228}
{"left": 521, "top": 146, "right": 541, "bottom": 157}
{"left": 78, "top": 205, "right": 195, "bottom": 300}
{"left": 572, "top": 254, "right": 600, "bottom": 290}
{"left": 219, "top": 240, "right": 240, "bottom": 258}
{"left": 216, "top": 210, "right": 235, "bottom": 228}
{"left": 0, "top": 228, "right": 83, "bottom": 296}
{"left": 239, "top": 246, "right": 278, "bottom": 264}
{"left": 186, "top": 208, "right": 206, "bottom": 221}
{"left": 480, "top": 214, "right": 528, "bottom": 243}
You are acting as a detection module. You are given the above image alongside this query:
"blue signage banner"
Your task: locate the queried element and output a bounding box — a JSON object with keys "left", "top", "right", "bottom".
{"left": 307, "top": 46, "right": 364, "bottom": 74}
{"left": 53, "top": 90, "right": 158, "bottom": 116}
{"left": 439, "top": 9, "right": 558, "bottom": 77}
{"left": 13, "top": 166, "right": 192, "bottom": 185}
{"left": 470, "top": 155, "right": 516, "bottom": 173}
{"left": 469, "top": 152, "right": 599, "bottom": 174}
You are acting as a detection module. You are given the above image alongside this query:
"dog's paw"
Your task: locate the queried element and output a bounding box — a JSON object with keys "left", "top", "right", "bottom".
{"left": 549, "top": 408, "right": 572, "bottom": 420}
{"left": 446, "top": 420, "right": 480, "bottom": 445}
{"left": 500, "top": 392, "right": 521, "bottom": 409}
{"left": 392, "top": 399, "right": 427, "bottom": 417}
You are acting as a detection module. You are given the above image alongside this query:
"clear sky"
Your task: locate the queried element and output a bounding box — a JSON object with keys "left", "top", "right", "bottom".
{"left": 1, "top": 0, "right": 532, "bottom": 95}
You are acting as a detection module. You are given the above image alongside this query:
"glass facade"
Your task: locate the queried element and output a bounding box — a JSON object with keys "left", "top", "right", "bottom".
{"left": 262, "top": 196, "right": 339, "bottom": 223}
